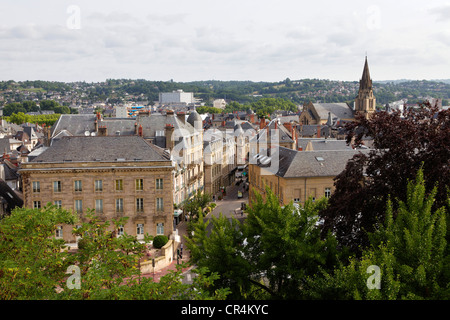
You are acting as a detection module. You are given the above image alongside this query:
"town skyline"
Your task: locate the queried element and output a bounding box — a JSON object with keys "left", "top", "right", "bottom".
{"left": 1, "top": 1, "right": 449, "bottom": 83}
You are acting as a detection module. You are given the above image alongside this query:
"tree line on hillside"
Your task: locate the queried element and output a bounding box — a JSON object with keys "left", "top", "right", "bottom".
{"left": 1, "top": 100, "right": 77, "bottom": 117}
{"left": 3, "top": 78, "right": 449, "bottom": 107}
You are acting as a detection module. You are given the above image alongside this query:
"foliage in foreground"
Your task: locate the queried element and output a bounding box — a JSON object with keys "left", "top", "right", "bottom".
{"left": 0, "top": 207, "right": 228, "bottom": 300}
{"left": 187, "top": 170, "right": 449, "bottom": 300}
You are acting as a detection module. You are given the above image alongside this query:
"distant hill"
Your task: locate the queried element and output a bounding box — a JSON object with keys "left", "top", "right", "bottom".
{"left": 1, "top": 78, "right": 450, "bottom": 108}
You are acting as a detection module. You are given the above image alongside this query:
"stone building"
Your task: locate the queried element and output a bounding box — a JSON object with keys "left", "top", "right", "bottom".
{"left": 49, "top": 110, "right": 204, "bottom": 207}
{"left": 299, "top": 57, "right": 376, "bottom": 125}
{"left": 248, "top": 147, "right": 369, "bottom": 206}
{"left": 19, "top": 136, "right": 174, "bottom": 243}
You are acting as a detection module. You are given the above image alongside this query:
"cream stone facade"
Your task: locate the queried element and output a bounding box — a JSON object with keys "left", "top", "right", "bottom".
{"left": 19, "top": 136, "right": 175, "bottom": 243}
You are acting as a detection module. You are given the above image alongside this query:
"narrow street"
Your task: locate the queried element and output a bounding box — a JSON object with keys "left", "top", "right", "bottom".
{"left": 206, "top": 179, "right": 249, "bottom": 221}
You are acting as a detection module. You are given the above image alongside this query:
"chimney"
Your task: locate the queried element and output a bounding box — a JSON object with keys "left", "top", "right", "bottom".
{"left": 138, "top": 124, "right": 143, "bottom": 137}
{"left": 260, "top": 117, "right": 265, "bottom": 130}
{"left": 98, "top": 126, "right": 108, "bottom": 136}
{"left": 317, "top": 125, "right": 321, "bottom": 138}
{"left": 165, "top": 124, "right": 175, "bottom": 150}
{"left": 283, "top": 122, "right": 292, "bottom": 133}
{"left": 166, "top": 109, "right": 174, "bottom": 116}
{"left": 221, "top": 120, "right": 226, "bottom": 127}
{"left": 298, "top": 147, "right": 303, "bottom": 151}
{"left": 134, "top": 122, "right": 138, "bottom": 135}
{"left": 96, "top": 112, "right": 102, "bottom": 121}
{"left": 177, "top": 111, "right": 186, "bottom": 124}
{"left": 249, "top": 114, "right": 255, "bottom": 124}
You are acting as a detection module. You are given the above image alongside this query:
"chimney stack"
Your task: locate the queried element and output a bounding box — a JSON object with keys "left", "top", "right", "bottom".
{"left": 260, "top": 117, "right": 265, "bottom": 130}
{"left": 138, "top": 124, "right": 143, "bottom": 137}
{"left": 165, "top": 124, "right": 175, "bottom": 150}
{"left": 177, "top": 111, "right": 186, "bottom": 124}
{"left": 317, "top": 125, "right": 321, "bottom": 138}
{"left": 98, "top": 126, "right": 108, "bottom": 136}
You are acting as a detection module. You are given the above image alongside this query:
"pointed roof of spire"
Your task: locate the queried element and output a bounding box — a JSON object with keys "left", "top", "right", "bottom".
{"left": 360, "top": 56, "right": 372, "bottom": 90}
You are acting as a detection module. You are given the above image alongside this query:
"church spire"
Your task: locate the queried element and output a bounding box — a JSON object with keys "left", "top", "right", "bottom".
{"left": 360, "top": 56, "right": 372, "bottom": 90}
{"left": 355, "top": 56, "right": 376, "bottom": 119}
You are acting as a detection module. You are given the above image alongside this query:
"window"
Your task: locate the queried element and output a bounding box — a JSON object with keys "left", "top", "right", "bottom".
{"left": 53, "top": 181, "right": 61, "bottom": 193}
{"left": 310, "top": 188, "right": 316, "bottom": 201}
{"left": 294, "top": 188, "right": 301, "bottom": 203}
{"left": 32, "top": 181, "right": 40, "bottom": 193}
{"left": 95, "top": 199, "right": 103, "bottom": 214}
{"left": 136, "top": 198, "right": 144, "bottom": 213}
{"left": 33, "top": 200, "right": 41, "bottom": 209}
{"left": 116, "top": 198, "right": 124, "bottom": 213}
{"left": 74, "top": 180, "right": 82, "bottom": 192}
{"left": 115, "top": 179, "right": 123, "bottom": 191}
{"left": 118, "top": 225, "right": 124, "bottom": 236}
{"left": 56, "top": 226, "right": 63, "bottom": 238}
{"left": 75, "top": 200, "right": 83, "bottom": 213}
{"left": 156, "top": 222, "right": 164, "bottom": 235}
{"left": 325, "top": 187, "right": 331, "bottom": 198}
{"left": 156, "top": 178, "right": 163, "bottom": 190}
{"left": 95, "top": 180, "right": 103, "bottom": 192}
{"left": 136, "top": 223, "right": 144, "bottom": 235}
{"left": 135, "top": 179, "right": 143, "bottom": 191}
{"left": 54, "top": 200, "right": 62, "bottom": 208}
{"left": 156, "top": 198, "right": 163, "bottom": 211}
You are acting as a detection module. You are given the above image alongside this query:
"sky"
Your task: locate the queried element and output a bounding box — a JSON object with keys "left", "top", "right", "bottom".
{"left": 0, "top": 0, "right": 449, "bottom": 83}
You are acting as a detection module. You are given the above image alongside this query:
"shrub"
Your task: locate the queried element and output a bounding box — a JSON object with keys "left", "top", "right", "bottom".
{"left": 153, "top": 235, "right": 168, "bottom": 249}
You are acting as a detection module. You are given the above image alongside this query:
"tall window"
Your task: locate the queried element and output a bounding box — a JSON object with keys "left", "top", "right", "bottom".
{"left": 95, "top": 199, "right": 103, "bottom": 214}
{"left": 118, "top": 225, "right": 124, "bottom": 236}
{"left": 95, "top": 180, "right": 103, "bottom": 192}
{"left": 115, "top": 179, "right": 123, "bottom": 191}
{"left": 32, "top": 181, "right": 40, "bottom": 193}
{"left": 54, "top": 200, "right": 62, "bottom": 208}
{"left": 294, "top": 189, "right": 301, "bottom": 203}
{"left": 156, "top": 178, "right": 163, "bottom": 190}
{"left": 156, "top": 222, "right": 164, "bottom": 235}
{"left": 74, "top": 180, "right": 82, "bottom": 192}
{"left": 135, "top": 179, "right": 144, "bottom": 191}
{"left": 75, "top": 200, "right": 83, "bottom": 213}
{"left": 136, "top": 223, "right": 144, "bottom": 235}
{"left": 55, "top": 226, "right": 63, "bottom": 238}
{"left": 116, "top": 198, "right": 124, "bottom": 213}
{"left": 53, "top": 181, "right": 61, "bottom": 193}
{"left": 136, "top": 198, "right": 144, "bottom": 213}
{"left": 325, "top": 187, "right": 331, "bottom": 199}
{"left": 33, "top": 200, "right": 41, "bottom": 209}
{"left": 156, "top": 198, "right": 163, "bottom": 211}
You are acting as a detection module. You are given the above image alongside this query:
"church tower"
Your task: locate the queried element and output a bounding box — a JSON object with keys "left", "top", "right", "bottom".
{"left": 355, "top": 56, "right": 376, "bottom": 119}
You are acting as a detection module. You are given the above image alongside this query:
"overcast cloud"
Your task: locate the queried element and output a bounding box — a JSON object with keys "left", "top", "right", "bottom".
{"left": 0, "top": 0, "right": 449, "bottom": 82}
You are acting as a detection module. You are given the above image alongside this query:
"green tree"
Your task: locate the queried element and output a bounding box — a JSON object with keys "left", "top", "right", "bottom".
{"left": 185, "top": 213, "right": 251, "bottom": 299}
{"left": 186, "top": 187, "right": 344, "bottom": 299}
{"left": 0, "top": 206, "right": 229, "bottom": 300}
{"left": 183, "top": 190, "right": 213, "bottom": 221}
{"left": 0, "top": 204, "right": 76, "bottom": 299}
{"left": 244, "top": 187, "right": 341, "bottom": 299}
{"left": 307, "top": 169, "right": 448, "bottom": 299}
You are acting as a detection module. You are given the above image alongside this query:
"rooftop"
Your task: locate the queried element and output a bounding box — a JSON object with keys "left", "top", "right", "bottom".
{"left": 30, "top": 136, "right": 170, "bottom": 163}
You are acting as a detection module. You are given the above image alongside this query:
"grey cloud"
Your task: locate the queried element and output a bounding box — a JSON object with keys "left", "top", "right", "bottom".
{"left": 429, "top": 4, "right": 450, "bottom": 22}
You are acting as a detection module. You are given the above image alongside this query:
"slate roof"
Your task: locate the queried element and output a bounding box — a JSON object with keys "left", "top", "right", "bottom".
{"left": 312, "top": 103, "right": 354, "bottom": 121}
{"left": 306, "top": 139, "right": 353, "bottom": 151}
{"left": 51, "top": 113, "right": 197, "bottom": 139}
{"left": 31, "top": 136, "right": 171, "bottom": 163}
{"left": 257, "top": 147, "right": 369, "bottom": 178}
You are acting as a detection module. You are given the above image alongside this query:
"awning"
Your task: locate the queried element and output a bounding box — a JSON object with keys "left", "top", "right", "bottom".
{"left": 174, "top": 209, "right": 183, "bottom": 217}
